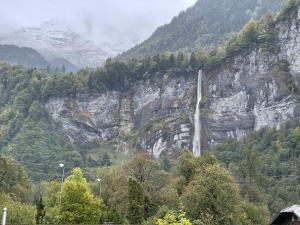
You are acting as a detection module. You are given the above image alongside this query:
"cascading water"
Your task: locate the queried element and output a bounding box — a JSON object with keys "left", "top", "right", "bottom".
{"left": 192, "top": 70, "right": 202, "bottom": 157}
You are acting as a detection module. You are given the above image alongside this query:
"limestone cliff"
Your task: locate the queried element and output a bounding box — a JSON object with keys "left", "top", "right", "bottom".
{"left": 46, "top": 7, "right": 300, "bottom": 158}
{"left": 205, "top": 7, "right": 300, "bottom": 147}
{"left": 46, "top": 75, "right": 195, "bottom": 157}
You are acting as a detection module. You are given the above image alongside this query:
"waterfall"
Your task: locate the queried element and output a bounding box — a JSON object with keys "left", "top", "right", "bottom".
{"left": 193, "top": 70, "right": 202, "bottom": 157}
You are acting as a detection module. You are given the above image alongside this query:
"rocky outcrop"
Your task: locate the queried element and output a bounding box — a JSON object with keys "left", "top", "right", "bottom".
{"left": 46, "top": 7, "right": 300, "bottom": 158}
{"left": 205, "top": 8, "right": 300, "bottom": 147}
{"left": 46, "top": 75, "right": 195, "bottom": 156}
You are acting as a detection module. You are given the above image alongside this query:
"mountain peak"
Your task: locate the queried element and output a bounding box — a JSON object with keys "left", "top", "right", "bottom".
{"left": 0, "top": 18, "right": 122, "bottom": 68}
{"left": 36, "top": 18, "right": 73, "bottom": 33}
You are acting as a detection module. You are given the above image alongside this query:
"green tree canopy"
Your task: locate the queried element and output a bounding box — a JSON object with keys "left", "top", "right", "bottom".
{"left": 60, "top": 167, "right": 104, "bottom": 224}
{"left": 176, "top": 150, "right": 197, "bottom": 183}
{"left": 125, "top": 154, "right": 174, "bottom": 218}
{"left": 157, "top": 210, "right": 192, "bottom": 225}
{"left": 0, "top": 155, "right": 31, "bottom": 201}
{"left": 181, "top": 164, "right": 240, "bottom": 224}
{"left": 127, "top": 177, "right": 145, "bottom": 224}
{"left": 0, "top": 193, "right": 35, "bottom": 225}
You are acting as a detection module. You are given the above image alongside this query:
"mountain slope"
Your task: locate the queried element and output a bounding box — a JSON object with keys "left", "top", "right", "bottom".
{"left": 119, "top": 0, "right": 282, "bottom": 59}
{"left": 49, "top": 58, "right": 78, "bottom": 72}
{"left": 214, "top": 123, "right": 300, "bottom": 216}
{"left": 0, "top": 44, "right": 78, "bottom": 72}
{"left": 0, "top": 19, "right": 119, "bottom": 68}
{"left": 0, "top": 44, "right": 49, "bottom": 69}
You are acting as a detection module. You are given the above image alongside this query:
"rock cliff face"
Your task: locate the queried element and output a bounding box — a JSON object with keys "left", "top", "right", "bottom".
{"left": 205, "top": 8, "right": 300, "bottom": 147}
{"left": 46, "top": 75, "right": 195, "bottom": 157}
{"left": 46, "top": 7, "right": 300, "bottom": 158}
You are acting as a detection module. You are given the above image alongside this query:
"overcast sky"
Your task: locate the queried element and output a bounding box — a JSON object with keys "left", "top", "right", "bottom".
{"left": 0, "top": 0, "right": 198, "bottom": 47}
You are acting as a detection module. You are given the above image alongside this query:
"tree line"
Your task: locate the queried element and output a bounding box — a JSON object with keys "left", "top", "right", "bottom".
{"left": 0, "top": 152, "right": 271, "bottom": 225}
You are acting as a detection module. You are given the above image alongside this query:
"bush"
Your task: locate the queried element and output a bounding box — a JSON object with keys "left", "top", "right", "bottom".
{"left": 0, "top": 193, "right": 35, "bottom": 224}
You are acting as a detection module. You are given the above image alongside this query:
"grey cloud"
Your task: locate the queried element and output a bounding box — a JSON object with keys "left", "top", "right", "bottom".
{"left": 0, "top": 0, "right": 197, "bottom": 48}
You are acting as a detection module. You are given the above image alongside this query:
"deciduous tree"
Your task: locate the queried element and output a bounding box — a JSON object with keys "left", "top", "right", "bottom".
{"left": 60, "top": 167, "right": 103, "bottom": 224}
{"left": 181, "top": 164, "right": 240, "bottom": 224}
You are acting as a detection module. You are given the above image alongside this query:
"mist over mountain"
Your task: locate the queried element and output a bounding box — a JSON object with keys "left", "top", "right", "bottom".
{"left": 0, "top": 19, "right": 119, "bottom": 68}
{"left": 0, "top": 0, "right": 198, "bottom": 68}
{"left": 49, "top": 58, "right": 78, "bottom": 73}
{"left": 0, "top": 44, "right": 49, "bottom": 68}
{"left": 0, "top": 44, "right": 78, "bottom": 72}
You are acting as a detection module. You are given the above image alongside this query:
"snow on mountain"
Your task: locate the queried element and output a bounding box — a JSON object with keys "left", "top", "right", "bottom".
{"left": 0, "top": 19, "right": 123, "bottom": 68}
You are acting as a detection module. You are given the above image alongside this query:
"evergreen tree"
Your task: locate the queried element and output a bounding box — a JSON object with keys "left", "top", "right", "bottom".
{"left": 176, "top": 52, "right": 185, "bottom": 67}
{"left": 168, "top": 54, "right": 176, "bottom": 68}
{"left": 177, "top": 150, "right": 197, "bottom": 183}
{"left": 189, "top": 52, "right": 198, "bottom": 69}
{"left": 0, "top": 156, "right": 31, "bottom": 201}
{"left": 238, "top": 20, "right": 258, "bottom": 49}
{"left": 35, "top": 196, "right": 46, "bottom": 224}
{"left": 127, "top": 178, "right": 144, "bottom": 224}
{"left": 161, "top": 156, "right": 172, "bottom": 172}
{"left": 100, "top": 152, "right": 112, "bottom": 167}
{"left": 257, "top": 14, "right": 276, "bottom": 52}
{"left": 62, "top": 65, "right": 66, "bottom": 73}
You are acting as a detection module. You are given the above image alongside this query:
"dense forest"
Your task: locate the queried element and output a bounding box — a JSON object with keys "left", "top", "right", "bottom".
{"left": 4, "top": 114, "right": 300, "bottom": 224}
{"left": 1, "top": 151, "right": 272, "bottom": 225}
{"left": 118, "top": 0, "right": 282, "bottom": 59}
{"left": 214, "top": 121, "right": 300, "bottom": 217}
{"left": 2, "top": 120, "right": 300, "bottom": 224}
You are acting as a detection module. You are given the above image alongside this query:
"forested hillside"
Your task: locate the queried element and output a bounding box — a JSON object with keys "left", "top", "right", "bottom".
{"left": 3, "top": 120, "right": 300, "bottom": 224}
{"left": 0, "top": 45, "right": 49, "bottom": 69}
{"left": 214, "top": 121, "right": 300, "bottom": 217}
{"left": 0, "top": 64, "right": 83, "bottom": 180}
{"left": 0, "top": 44, "right": 78, "bottom": 72}
{"left": 119, "top": 0, "right": 282, "bottom": 59}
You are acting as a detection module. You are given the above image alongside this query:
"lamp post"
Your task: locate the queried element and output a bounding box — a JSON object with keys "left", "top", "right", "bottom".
{"left": 96, "top": 178, "right": 102, "bottom": 197}
{"left": 59, "top": 163, "right": 65, "bottom": 209}
{"left": 1, "top": 208, "right": 7, "bottom": 225}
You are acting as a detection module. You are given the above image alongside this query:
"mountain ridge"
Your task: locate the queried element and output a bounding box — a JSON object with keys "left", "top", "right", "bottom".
{"left": 0, "top": 19, "right": 122, "bottom": 68}
{"left": 118, "top": 0, "right": 283, "bottom": 60}
{"left": 0, "top": 44, "right": 78, "bottom": 72}
{"left": 0, "top": 44, "right": 49, "bottom": 69}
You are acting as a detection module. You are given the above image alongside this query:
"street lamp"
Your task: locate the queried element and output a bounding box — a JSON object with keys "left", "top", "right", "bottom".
{"left": 96, "top": 178, "right": 102, "bottom": 197}
{"left": 59, "top": 163, "right": 65, "bottom": 209}
{"left": 2, "top": 208, "right": 7, "bottom": 225}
